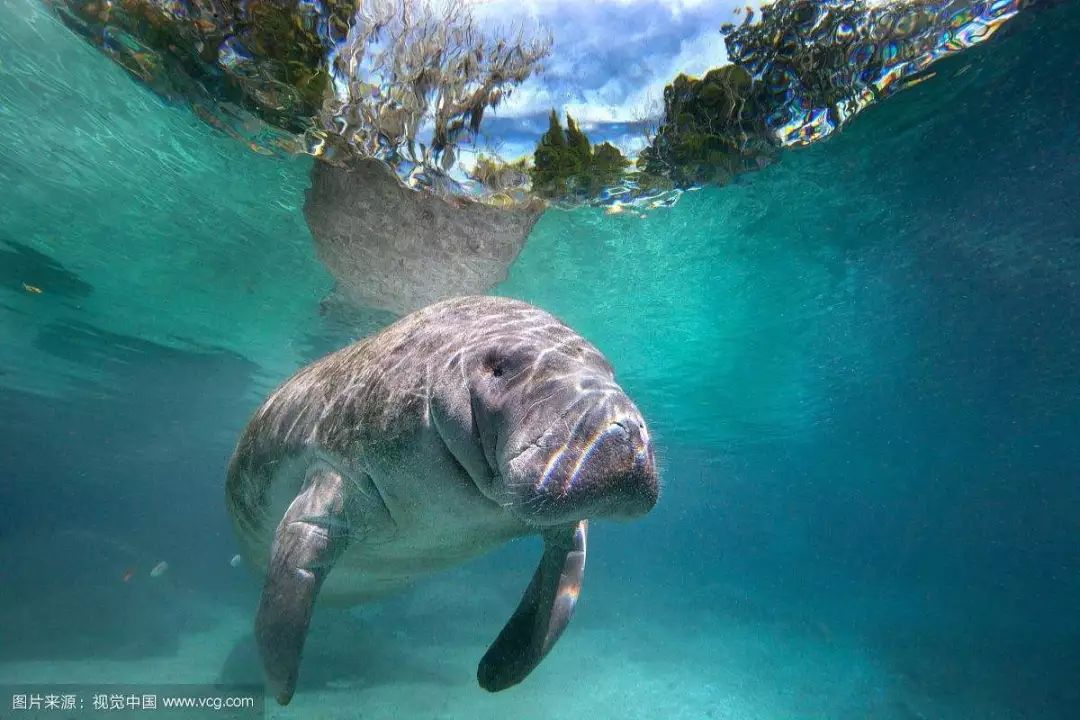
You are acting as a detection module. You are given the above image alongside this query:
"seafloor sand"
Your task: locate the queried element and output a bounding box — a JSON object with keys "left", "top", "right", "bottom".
{"left": 0, "top": 547, "right": 1012, "bottom": 720}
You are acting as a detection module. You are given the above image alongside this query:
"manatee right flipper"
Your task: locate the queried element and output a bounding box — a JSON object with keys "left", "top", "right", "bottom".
{"left": 256, "top": 463, "right": 349, "bottom": 705}
{"left": 477, "top": 520, "right": 588, "bottom": 691}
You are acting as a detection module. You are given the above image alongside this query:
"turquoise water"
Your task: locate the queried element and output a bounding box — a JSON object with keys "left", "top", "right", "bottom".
{"left": 2, "top": 0, "right": 1079, "bottom": 718}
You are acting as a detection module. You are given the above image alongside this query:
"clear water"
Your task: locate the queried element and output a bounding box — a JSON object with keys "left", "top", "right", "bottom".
{"left": 1, "top": 1, "right": 1078, "bottom": 718}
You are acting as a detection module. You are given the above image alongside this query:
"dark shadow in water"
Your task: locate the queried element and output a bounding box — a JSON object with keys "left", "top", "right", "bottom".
{"left": 0, "top": 530, "right": 207, "bottom": 662}
{"left": 869, "top": 622, "right": 1080, "bottom": 719}
{"left": 0, "top": 237, "right": 94, "bottom": 300}
{"left": 0, "top": 320, "right": 263, "bottom": 664}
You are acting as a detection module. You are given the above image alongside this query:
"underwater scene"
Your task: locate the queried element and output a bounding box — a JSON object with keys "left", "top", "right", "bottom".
{"left": 1, "top": 0, "right": 1078, "bottom": 718}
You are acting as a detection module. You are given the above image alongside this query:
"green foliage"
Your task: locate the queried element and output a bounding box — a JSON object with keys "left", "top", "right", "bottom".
{"left": 529, "top": 65, "right": 776, "bottom": 201}
{"left": 638, "top": 65, "right": 774, "bottom": 187}
{"left": 565, "top": 115, "right": 591, "bottom": 160}
{"left": 541, "top": 110, "right": 567, "bottom": 149}
{"left": 236, "top": 0, "right": 331, "bottom": 124}
{"left": 530, "top": 110, "right": 630, "bottom": 199}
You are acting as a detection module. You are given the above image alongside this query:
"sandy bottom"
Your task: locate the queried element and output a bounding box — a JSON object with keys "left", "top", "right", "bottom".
{"left": 0, "top": 556, "right": 1015, "bottom": 720}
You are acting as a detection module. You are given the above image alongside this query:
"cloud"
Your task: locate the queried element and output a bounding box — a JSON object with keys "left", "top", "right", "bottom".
{"left": 469, "top": 0, "right": 748, "bottom": 128}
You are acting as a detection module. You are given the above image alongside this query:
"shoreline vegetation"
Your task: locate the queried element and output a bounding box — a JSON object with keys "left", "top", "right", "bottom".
{"left": 46, "top": 0, "right": 1026, "bottom": 207}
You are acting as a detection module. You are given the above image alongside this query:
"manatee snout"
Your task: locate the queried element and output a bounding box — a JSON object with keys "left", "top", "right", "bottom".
{"left": 599, "top": 415, "right": 659, "bottom": 519}
{"left": 508, "top": 398, "right": 658, "bottom": 525}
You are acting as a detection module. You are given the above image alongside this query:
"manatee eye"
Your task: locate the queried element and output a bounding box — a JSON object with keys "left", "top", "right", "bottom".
{"left": 482, "top": 349, "right": 507, "bottom": 379}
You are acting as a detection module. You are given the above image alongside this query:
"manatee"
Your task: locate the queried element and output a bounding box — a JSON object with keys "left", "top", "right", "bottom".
{"left": 225, "top": 296, "right": 659, "bottom": 704}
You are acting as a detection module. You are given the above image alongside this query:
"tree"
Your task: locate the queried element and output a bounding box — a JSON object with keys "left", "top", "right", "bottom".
{"left": 52, "top": 0, "right": 553, "bottom": 173}
{"left": 529, "top": 110, "right": 631, "bottom": 199}
{"left": 324, "top": 0, "right": 553, "bottom": 174}
{"left": 565, "top": 115, "right": 592, "bottom": 165}
{"left": 531, "top": 111, "right": 578, "bottom": 197}
{"left": 637, "top": 65, "right": 775, "bottom": 187}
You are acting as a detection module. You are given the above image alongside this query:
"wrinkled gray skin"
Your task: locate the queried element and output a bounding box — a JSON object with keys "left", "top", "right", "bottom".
{"left": 226, "top": 296, "right": 658, "bottom": 705}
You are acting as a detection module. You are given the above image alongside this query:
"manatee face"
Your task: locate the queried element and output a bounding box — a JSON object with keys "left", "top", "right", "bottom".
{"left": 468, "top": 338, "right": 658, "bottom": 526}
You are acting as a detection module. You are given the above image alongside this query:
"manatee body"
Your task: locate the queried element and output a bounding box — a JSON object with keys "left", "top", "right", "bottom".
{"left": 225, "top": 296, "right": 658, "bottom": 704}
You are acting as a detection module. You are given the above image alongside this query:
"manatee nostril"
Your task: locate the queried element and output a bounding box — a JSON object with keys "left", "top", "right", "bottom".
{"left": 609, "top": 417, "right": 646, "bottom": 446}
{"left": 611, "top": 415, "right": 643, "bottom": 432}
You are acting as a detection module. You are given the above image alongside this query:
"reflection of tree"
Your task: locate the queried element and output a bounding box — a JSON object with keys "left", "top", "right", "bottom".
{"left": 47, "top": 0, "right": 550, "bottom": 175}
{"left": 231, "top": 0, "right": 333, "bottom": 126}
{"left": 637, "top": 65, "right": 775, "bottom": 187}
{"left": 530, "top": 111, "right": 630, "bottom": 199}
{"left": 45, "top": 0, "right": 252, "bottom": 122}
{"left": 324, "top": 0, "right": 552, "bottom": 172}
{"left": 529, "top": 66, "right": 779, "bottom": 200}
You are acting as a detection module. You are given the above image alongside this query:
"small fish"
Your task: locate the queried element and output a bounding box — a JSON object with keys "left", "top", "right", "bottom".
{"left": 122, "top": 567, "right": 136, "bottom": 583}
{"left": 149, "top": 560, "right": 169, "bottom": 578}
{"left": 22, "top": 283, "right": 42, "bottom": 294}
{"left": 229, "top": 554, "right": 243, "bottom": 568}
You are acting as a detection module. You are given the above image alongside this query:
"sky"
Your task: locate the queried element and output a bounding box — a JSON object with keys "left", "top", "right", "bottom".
{"left": 465, "top": 0, "right": 751, "bottom": 158}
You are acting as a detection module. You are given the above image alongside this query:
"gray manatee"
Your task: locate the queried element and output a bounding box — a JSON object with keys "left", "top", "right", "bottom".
{"left": 225, "top": 296, "right": 659, "bottom": 704}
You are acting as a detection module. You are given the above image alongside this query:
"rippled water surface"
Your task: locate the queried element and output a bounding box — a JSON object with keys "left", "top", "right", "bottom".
{"left": 1, "top": 0, "right": 1078, "bottom": 718}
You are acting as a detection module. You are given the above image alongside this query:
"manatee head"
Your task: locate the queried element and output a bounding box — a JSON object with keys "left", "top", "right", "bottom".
{"left": 463, "top": 332, "right": 659, "bottom": 527}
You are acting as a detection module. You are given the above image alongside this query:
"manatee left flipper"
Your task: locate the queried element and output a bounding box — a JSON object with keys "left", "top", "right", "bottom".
{"left": 477, "top": 519, "right": 588, "bottom": 691}
{"left": 256, "top": 463, "right": 350, "bottom": 706}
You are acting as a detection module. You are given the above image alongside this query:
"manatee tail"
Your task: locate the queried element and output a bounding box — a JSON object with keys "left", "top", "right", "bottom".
{"left": 477, "top": 519, "right": 588, "bottom": 691}
{"left": 256, "top": 464, "right": 349, "bottom": 706}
